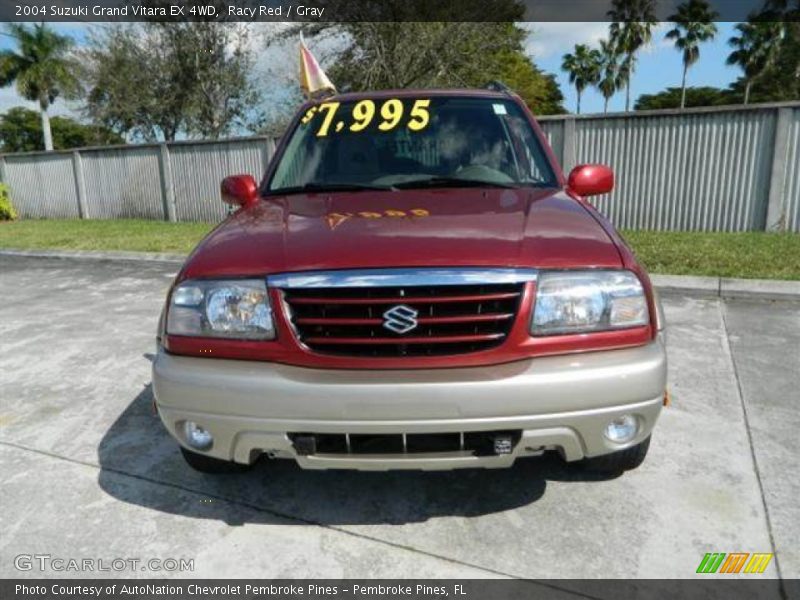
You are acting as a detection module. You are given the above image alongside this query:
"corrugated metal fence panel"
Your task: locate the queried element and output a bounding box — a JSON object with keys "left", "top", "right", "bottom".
{"left": 575, "top": 110, "right": 777, "bottom": 232}
{"left": 170, "top": 138, "right": 273, "bottom": 222}
{"left": 783, "top": 108, "right": 800, "bottom": 233}
{"left": 538, "top": 120, "right": 564, "bottom": 166}
{"left": 3, "top": 154, "right": 78, "bottom": 218}
{"left": 81, "top": 146, "right": 163, "bottom": 219}
{"left": 2, "top": 107, "right": 798, "bottom": 230}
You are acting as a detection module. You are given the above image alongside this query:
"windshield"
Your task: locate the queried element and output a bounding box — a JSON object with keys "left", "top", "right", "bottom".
{"left": 267, "top": 96, "right": 558, "bottom": 193}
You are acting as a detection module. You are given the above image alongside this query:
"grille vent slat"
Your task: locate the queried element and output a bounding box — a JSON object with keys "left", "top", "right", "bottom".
{"left": 282, "top": 283, "right": 522, "bottom": 357}
{"left": 289, "top": 431, "right": 522, "bottom": 456}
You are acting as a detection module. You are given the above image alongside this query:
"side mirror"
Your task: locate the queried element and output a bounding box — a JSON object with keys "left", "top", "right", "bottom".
{"left": 221, "top": 174, "right": 258, "bottom": 208}
{"left": 567, "top": 164, "right": 614, "bottom": 197}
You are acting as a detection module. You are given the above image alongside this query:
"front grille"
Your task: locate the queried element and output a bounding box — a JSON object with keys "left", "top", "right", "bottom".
{"left": 282, "top": 283, "right": 523, "bottom": 357}
{"left": 289, "top": 431, "right": 522, "bottom": 456}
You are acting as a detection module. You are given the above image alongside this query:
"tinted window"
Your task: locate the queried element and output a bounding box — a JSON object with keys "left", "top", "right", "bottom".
{"left": 268, "top": 96, "right": 557, "bottom": 192}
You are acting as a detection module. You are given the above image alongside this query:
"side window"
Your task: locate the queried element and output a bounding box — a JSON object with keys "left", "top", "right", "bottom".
{"left": 505, "top": 114, "right": 551, "bottom": 183}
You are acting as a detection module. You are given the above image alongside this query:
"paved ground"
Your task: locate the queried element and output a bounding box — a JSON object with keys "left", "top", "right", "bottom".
{"left": 0, "top": 255, "right": 798, "bottom": 580}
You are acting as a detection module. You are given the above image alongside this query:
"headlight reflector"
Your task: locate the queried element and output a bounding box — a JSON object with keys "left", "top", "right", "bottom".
{"left": 167, "top": 279, "right": 275, "bottom": 340}
{"left": 532, "top": 270, "right": 648, "bottom": 335}
{"left": 172, "top": 285, "right": 203, "bottom": 307}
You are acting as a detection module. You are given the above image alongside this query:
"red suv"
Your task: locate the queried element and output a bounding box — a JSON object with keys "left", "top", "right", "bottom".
{"left": 153, "top": 88, "right": 667, "bottom": 475}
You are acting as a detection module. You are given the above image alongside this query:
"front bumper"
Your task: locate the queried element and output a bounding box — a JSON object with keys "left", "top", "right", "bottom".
{"left": 152, "top": 339, "right": 667, "bottom": 470}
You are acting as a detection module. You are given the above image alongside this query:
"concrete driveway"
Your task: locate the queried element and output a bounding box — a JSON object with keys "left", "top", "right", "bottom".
{"left": 0, "top": 255, "right": 797, "bottom": 580}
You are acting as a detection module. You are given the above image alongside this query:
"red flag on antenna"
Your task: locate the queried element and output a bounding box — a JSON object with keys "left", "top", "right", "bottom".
{"left": 299, "top": 36, "right": 336, "bottom": 99}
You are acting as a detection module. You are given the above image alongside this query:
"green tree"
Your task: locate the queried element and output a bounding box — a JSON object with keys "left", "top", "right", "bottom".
{"left": 496, "top": 50, "right": 565, "bottom": 115}
{"left": 726, "top": 1, "right": 799, "bottom": 104}
{"left": 84, "top": 22, "right": 261, "bottom": 141}
{"left": 0, "top": 24, "right": 81, "bottom": 151}
{"left": 180, "top": 23, "right": 261, "bottom": 139}
{"left": 0, "top": 106, "right": 123, "bottom": 153}
{"left": 634, "top": 86, "right": 732, "bottom": 110}
{"left": 607, "top": 0, "right": 658, "bottom": 112}
{"left": 596, "top": 39, "right": 622, "bottom": 113}
{"left": 726, "top": 21, "right": 785, "bottom": 104}
{"left": 561, "top": 44, "right": 602, "bottom": 114}
{"left": 285, "top": 14, "right": 564, "bottom": 115}
{"left": 665, "top": 0, "right": 718, "bottom": 108}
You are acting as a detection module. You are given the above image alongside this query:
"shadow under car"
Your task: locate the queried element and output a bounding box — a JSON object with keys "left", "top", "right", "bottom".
{"left": 96, "top": 380, "right": 619, "bottom": 527}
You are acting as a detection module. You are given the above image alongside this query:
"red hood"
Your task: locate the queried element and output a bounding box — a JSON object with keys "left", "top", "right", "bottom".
{"left": 180, "top": 188, "right": 622, "bottom": 279}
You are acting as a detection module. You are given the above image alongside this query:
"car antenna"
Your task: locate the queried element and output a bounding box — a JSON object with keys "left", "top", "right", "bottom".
{"left": 484, "top": 81, "right": 513, "bottom": 96}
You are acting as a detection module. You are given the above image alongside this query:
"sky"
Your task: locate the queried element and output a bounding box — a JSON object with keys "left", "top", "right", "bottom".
{"left": 529, "top": 22, "right": 742, "bottom": 113}
{"left": 0, "top": 21, "right": 744, "bottom": 122}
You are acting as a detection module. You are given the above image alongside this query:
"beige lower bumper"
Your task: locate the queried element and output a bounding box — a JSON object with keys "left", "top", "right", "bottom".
{"left": 153, "top": 339, "right": 667, "bottom": 470}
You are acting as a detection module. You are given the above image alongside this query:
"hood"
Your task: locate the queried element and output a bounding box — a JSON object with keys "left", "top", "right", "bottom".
{"left": 180, "top": 188, "right": 623, "bottom": 279}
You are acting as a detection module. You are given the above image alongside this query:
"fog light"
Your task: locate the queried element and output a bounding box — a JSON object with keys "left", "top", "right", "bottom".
{"left": 604, "top": 415, "right": 638, "bottom": 443}
{"left": 183, "top": 421, "right": 213, "bottom": 450}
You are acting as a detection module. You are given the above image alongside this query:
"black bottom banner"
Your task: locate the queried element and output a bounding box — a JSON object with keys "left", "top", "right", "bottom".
{"left": 2, "top": 579, "right": 798, "bottom": 600}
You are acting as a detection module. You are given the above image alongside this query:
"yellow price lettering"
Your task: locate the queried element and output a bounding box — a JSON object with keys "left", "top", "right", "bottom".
{"left": 407, "top": 99, "right": 430, "bottom": 131}
{"left": 315, "top": 102, "right": 340, "bottom": 137}
{"left": 378, "top": 99, "right": 404, "bottom": 131}
{"left": 300, "top": 106, "right": 318, "bottom": 124}
{"left": 350, "top": 100, "right": 376, "bottom": 132}
{"left": 311, "top": 98, "right": 431, "bottom": 136}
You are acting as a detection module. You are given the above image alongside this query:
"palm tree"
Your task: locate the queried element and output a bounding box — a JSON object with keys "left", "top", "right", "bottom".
{"left": 561, "top": 44, "right": 602, "bottom": 114}
{"left": 665, "top": 0, "right": 718, "bottom": 108}
{"left": 596, "top": 39, "right": 621, "bottom": 113}
{"left": 726, "top": 21, "right": 785, "bottom": 104}
{"left": 0, "top": 24, "right": 81, "bottom": 151}
{"left": 607, "top": 0, "right": 658, "bottom": 112}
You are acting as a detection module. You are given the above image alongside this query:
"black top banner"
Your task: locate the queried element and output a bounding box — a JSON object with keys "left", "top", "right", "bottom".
{"left": 1, "top": 0, "right": 799, "bottom": 23}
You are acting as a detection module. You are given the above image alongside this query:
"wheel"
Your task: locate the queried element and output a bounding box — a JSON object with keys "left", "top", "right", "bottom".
{"left": 180, "top": 446, "right": 252, "bottom": 474}
{"left": 580, "top": 436, "right": 651, "bottom": 474}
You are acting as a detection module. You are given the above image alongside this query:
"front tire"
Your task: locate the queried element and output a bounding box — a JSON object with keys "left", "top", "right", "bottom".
{"left": 180, "top": 446, "right": 252, "bottom": 474}
{"left": 580, "top": 436, "right": 651, "bottom": 474}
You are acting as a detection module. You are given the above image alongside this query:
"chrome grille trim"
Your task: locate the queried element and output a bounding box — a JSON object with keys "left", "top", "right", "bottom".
{"left": 276, "top": 268, "right": 529, "bottom": 358}
{"left": 268, "top": 267, "right": 538, "bottom": 289}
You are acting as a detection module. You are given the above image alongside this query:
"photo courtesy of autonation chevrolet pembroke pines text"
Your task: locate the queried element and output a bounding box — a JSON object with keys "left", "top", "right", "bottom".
{"left": 0, "top": 0, "right": 798, "bottom": 599}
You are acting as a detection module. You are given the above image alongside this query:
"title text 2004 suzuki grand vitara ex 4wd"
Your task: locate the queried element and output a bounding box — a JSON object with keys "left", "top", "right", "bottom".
{"left": 153, "top": 88, "right": 667, "bottom": 475}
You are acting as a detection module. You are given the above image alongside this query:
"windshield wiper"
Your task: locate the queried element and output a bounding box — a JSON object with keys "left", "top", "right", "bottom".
{"left": 267, "top": 182, "right": 395, "bottom": 195}
{"left": 392, "top": 177, "right": 520, "bottom": 190}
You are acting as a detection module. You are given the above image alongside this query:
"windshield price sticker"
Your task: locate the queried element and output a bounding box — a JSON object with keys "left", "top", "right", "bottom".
{"left": 301, "top": 99, "right": 431, "bottom": 137}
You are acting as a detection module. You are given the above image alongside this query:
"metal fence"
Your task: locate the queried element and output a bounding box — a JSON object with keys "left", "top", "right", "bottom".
{"left": 0, "top": 137, "right": 276, "bottom": 223}
{"left": 1, "top": 102, "right": 798, "bottom": 232}
{"left": 538, "top": 102, "right": 800, "bottom": 232}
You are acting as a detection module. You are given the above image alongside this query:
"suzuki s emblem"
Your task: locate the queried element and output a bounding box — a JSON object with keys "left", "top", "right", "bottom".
{"left": 382, "top": 305, "right": 419, "bottom": 334}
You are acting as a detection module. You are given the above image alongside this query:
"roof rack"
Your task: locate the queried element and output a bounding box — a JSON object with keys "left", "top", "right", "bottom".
{"left": 484, "top": 81, "right": 513, "bottom": 95}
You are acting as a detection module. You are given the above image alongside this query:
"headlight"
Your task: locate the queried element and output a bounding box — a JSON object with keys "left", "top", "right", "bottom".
{"left": 531, "top": 270, "right": 648, "bottom": 336}
{"left": 166, "top": 279, "right": 275, "bottom": 340}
